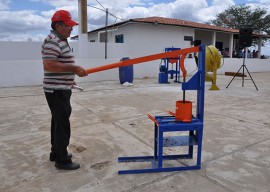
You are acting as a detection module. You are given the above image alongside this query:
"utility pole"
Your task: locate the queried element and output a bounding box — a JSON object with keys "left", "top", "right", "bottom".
{"left": 78, "top": 0, "right": 88, "bottom": 59}
{"left": 105, "top": 8, "right": 108, "bottom": 59}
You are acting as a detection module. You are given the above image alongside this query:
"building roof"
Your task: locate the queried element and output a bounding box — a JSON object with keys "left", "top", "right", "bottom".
{"left": 72, "top": 16, "right": 270, "bottom": 39}
{"left": 131, "top": 17, "right": 239, "bottom": 33}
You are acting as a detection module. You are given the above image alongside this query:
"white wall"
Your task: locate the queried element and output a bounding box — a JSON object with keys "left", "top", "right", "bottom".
{"left": 125, "top": 24, "right": 194, "bottom": 57}
{"left": 219, "top": 58, "right": 270, "bottom": 73}
{"left": 1, "top": 57, "right": 270, "bottom": 88}
{"left": 195, "top": 30, "right": 231, "bottom": 50}
{"left": 1, "top": 40, "right": 270, "bottom": 87}
{"left": 0, "top": 60, "right": 44, "bottom": 87}
{"left": 216, "top": 32, "right": 231, "bottom": 49}
{"left": 0, "top": 40, "right": 159, "bottom": 61}
{"left": 87, "top": 23, "right": 195, "bottom": 58}
{"left": 195, "top": 30, "right": 212, "bottom": 45}
{"left": 0, "top": 58, "right": 165, "bottom": 87}
{"left": 0, "top": 41, "right": 43, "bottom": 61}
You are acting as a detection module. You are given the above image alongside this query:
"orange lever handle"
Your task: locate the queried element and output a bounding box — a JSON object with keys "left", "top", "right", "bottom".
{"left": 147, "top": 114, "right": 159, "bottom": 126}
{"left": 86, "top": 46, "right": 200, "bottom": 74}
{"left": 180, "top": 54, "right": 187, "bottom": 78}
{"left": 167, "top": 110, "right": 176, "bottom": 116}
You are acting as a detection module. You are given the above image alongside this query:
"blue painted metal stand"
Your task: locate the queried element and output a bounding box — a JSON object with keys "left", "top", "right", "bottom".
{"left": 163, "top": 47, "right": 181, "bottom": 83}
{"left": 159, "top": 48, "right": 181, "bottom": 83}
{"left": 118, "top": 45, "right": 206, "bottom": 174}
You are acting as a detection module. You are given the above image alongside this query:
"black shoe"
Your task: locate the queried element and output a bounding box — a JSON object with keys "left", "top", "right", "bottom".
{"left": 55, "top": 160, "right": 80, "bottom": 170}
{"left": 50, "top": 153, "right": 72, "bottom": 161}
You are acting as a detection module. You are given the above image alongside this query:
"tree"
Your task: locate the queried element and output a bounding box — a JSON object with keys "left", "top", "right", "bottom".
{"left": 210, "top": 5, "right": 270, "bottom": 37}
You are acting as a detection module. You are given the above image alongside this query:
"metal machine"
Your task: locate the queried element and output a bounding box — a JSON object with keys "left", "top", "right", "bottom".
{"left": 86, "top": 45, "right": 206, "bottom": 174}
{"left": 196, "top": 45, "right": 223, "bottom": 90}
{"left": 159, "top": 47, "right": 181, "bottom": 84}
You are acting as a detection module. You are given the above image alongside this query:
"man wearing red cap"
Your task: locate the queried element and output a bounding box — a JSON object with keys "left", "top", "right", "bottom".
{"left": 42, "top": 10, "right": 87, "bottom": 170}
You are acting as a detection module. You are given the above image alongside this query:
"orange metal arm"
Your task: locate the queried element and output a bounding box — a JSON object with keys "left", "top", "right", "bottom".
{"left": 180, "top": 53, "right": 187, "bottom": 78}
{"left": 86, "top": 46, "right": 200, "bottom": 74}
{"left": 147, "top": 114, "right": 159, "bottom": 126}
{"left": 167, "top": 110, "right": 176, "bottom": 117}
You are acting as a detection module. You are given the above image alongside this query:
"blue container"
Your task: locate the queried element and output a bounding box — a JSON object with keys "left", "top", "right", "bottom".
{"left": 158, "top": 73, "right": 168, "bottom": 84}
{"left": 119, "top": 57, "right": 134, "bottom": 84}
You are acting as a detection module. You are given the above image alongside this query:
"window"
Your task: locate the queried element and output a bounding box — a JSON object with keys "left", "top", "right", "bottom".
{"left": 90, "top": 40, "right": 95, "bottom": 42}
{"left": 115, "top": 34, "right": 124, "bottom": 43}
{"left": 99, "top": 33, "right": 106, "bottom": 42}
{"left": 184, "top": 36, "right": 193, "bottom": 41}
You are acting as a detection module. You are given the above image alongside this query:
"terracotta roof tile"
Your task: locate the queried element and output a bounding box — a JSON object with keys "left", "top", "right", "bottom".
{"left": 72, "top": 16, "right": 270, "bottom": 39}
{"left": 131, "top": 17, "right": 239, "bottom": 33}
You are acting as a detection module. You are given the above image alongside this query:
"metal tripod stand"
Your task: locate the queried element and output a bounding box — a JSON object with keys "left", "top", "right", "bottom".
{"left": 226, "top": 47, "right": 258, "bottom": 90}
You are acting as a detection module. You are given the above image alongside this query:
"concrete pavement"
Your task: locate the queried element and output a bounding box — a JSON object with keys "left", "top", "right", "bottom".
{"left": 0, "top": 72, "right": 269, "bottom": 192}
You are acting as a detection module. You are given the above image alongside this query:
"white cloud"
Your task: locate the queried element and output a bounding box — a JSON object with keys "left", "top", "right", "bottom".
{"left": 0, "top": 10, "right": 49, "bottom": 33}
{"left": 41, "top": 0, "right": 78, "bottom": 8}
{"left": 258, "top": 0, "right": 270, "bottom": 4}
{"left": 196, "top": 0, "right": 235, "bottom": 22}
{"left": 0, "top": 32, "right": 45, "bottom": 41}
{"left": 0, "top": 0, "right": 11, "bottom": 11}
{"left": 0, "top": 0, "right": 270, "bottom": 42}
{"left": 148, "top": 0, "right": 209, "bottom": 21}
{"left": 88, "top": 0, "right": 145, "bottom": 8}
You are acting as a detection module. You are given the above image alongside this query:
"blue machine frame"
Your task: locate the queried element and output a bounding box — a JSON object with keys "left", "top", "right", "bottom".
{"left": 163, "top": 47, "right": 181, "bottom": 83}
{"left": 118, "top": 45, "right": 206, "bottom": 174}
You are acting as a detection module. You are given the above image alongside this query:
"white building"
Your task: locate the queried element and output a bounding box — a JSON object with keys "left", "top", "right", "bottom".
{"left": 73, "top": 16, "right": 269, "bottom": 59}
{"left": 1, "top": 17, "right": 270, "bottom": 87}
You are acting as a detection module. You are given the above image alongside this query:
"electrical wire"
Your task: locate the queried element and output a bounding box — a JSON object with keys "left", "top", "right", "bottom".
{"left": 87, "top": 4, "right": 124, "bottom": 21}
{"left": 95, "top": 0, "right": 105, "bottom": 10}
{"left": 92, "top": 0, "right": 124, "bottom": 21}
{"left": 87, "top": 5, "right": 104, "bottom": 12}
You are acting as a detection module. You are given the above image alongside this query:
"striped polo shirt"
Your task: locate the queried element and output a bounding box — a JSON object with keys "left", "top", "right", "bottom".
{"left": 41, "top": 30, "right": 75, "bottom": 93}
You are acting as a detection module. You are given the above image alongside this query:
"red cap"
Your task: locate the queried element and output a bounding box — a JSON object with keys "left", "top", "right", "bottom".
{"left": 51, "top": 10, "right": 78, "bottom": 27}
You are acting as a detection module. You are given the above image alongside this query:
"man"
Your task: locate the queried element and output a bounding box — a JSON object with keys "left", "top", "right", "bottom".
{"left": 42, "top": 10, "right": 87, "bottom": 170}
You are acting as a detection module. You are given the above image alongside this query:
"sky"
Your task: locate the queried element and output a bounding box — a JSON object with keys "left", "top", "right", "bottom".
{"left": 1, "top": 0, "right": 270, "bottom": 54}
